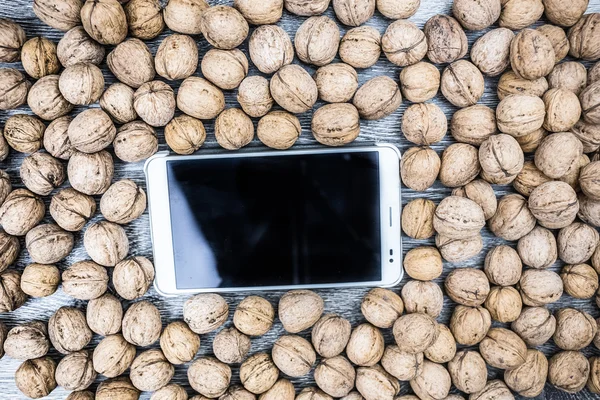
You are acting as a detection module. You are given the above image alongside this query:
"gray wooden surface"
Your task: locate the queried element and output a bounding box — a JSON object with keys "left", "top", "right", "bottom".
{"left": 1, "top": 0, "right": 600, "bottom": 399}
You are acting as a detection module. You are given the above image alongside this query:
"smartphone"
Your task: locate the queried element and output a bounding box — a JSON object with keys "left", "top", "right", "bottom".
{"left": 145, "top": 144, "right": 403, "bottom": 295}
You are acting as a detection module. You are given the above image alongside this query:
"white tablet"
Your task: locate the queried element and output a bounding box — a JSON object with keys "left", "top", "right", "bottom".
{"left": 145, "top": 144, "right": 403, "bottom": 295}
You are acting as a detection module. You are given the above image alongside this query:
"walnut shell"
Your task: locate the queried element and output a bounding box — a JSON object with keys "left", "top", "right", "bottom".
{"left": 496, "top": 94, "right": 546, "bottom": 137}
{"left": 424, "top": 15, "right": 468, "bottom": 64}
{"left": 581, "top": 81, "right": 600, "bottom": 124}
{"left": 579, "top": 195, "right": 600, "bottom": 227}
{"left": 381, "top": 345, "right": 423, "bottom": 381}
{"left": 542, "top": 88, "right": 581, "bottom": 132}
{"left": 409, "top": 361, "right": 451, "bottom": 400}
{"left": 400, "top": 62, "right": 440, "bottom": 103}
{"left": 160, "top": 321, "right": 200, "bottom": 365}
{"left": 339, "top": 27, "right": 382, "bottom": 69}
{"left": 436, "top": 233, "right": 483, "bottom": 263}
{"left": 20, "top": 263, "right": 59, "bottom": 298}
{"left": 511, "top": 306, "right": 556, "bottom": 346}
{"left": 553, "top": 308, "right": 597, "bottom": 351}
{"left": 93, "top": 334, "right": 136, "bottom": 378}
{"left": 84, "top": 221, "right": 129, "bottom": 267}
{"left": 393, "top": 313, "right": 438, "bottom": 354}
{"left": 151, "top": 384, "right": 188, "bottom": 400}
{"left": 284, "top": 0, "right": 330, "bottom": 15}
{"left": 68, "top": 109, "right": 116, "bottom": 154}
{"left": 240, "top": 353, "right": 279, "bottom": 394}
{"left": 43, "top": 116, "right": 74, "bottom": 160}
{"left": 114, "top": 121, "right": 158, "bottom": 163}
{"left": 403, "top": 246, "right": 442, "bottom": 280}
{"left": 346, "top": 323, "right": 384, "bottom": 367}
{"left": 470, "top": 380, "right": 513, "bottom": 400}
{"left": 480, "top": 327, "right": 527, "bottom": 369}
{"left": 311, "top": 314, "right": 351, "bottom": 358}
{"left": 439, "top": 143, "right": 480, "bottom": 187}
{"left": 382, "top": 21, "right": 426, "bottom": 68}
{"left": 453, "top": 0, "right": 500, "bottom": 30}
{"left": 113, "top": 256, "right": 154, "bottom": 300}
{"left": 0, "top": 188, "right": 45, "bottom": 236}
{"left": 589, "top": 356, "right": 600, "bottom": 394}
{"left": 21, "top": 37, "right": 60, "bottom": 80}
{"left": 257, "top": 111, "right": 301, "bottom": 150}
{"left": 55, "top": 350, "right": 96, "bottom": 392}
{"left": 510, "top": 29, "right": 555, "bottom": 80}
{"left": 107, "top": 38, "right": 155, "bottom": 88}
{"left": 59, "top": 63, "right": 105, "bottom": 106}
{"left": 272, "top": 334, "right": 316, "bottom": 376}
{"left": 233, "top": 295, "right": 274, "bottom": 337}
{"left": 513, "top": 160, "right": 551, "bottom": 196}
{"left": 448, "top": 350, "right": 487, "bottom": 394}
{"left": 568, "top": 13, "right": 600, "bottom": 61}
{"left": 100, "top": 83, "right": 137, "bottom": 124}
{"left": 184, "top": 293, "right": 229, "bottom": 334}
{"left": 57, "top": 26, "right": 105, "bottom": 67}
{"left": 28, "top": 75, "right": 73, "bottom": 120}
{"left": 4, "top": 114, "right": 45, "bottom": 154}
{"left": 259, "top": 379, "right": 295, "bottom": 400}
{"left": 4, "top": 321, "right": 49, "bottom": 360}
{"left": 402, "top": 103, "right": 447, "bottom": 146}
{"left": 314, "top": 63, "right": 358, "bottom": 104}
{"left": 201, "top": 48, "right": 248, "bottom": 90}
{"left": 400, "top": 146, "right": 440, "bottom": 191}
{"left": 96, "top": 377, "right": 140, "bottom": 400}
{"left": 270, "top": 65, "right": 318, "bottom": 114}
{"left": 529, "top": 181, "right": 579, "bottom": 229}
{"left": 177, "top": 76, "right": 225, "bottom": 120}
{"left": 484, "top": 245, "right": 522, "bottom": 286}
{"left": 249, "top": 25, "right": 294, "bottom": 74}
{"left": 451, "top": 106, "right": 496, "bottom": 147}
{"left": 376, "top": 0, "right": 419, "bottom": 18}
{"left": 433, "top": 195, "right": 485, "bottom": 239}
{"left": 50, "top": 188, "right": 96, "bottom": 232}
{"left": 489, "top": 193, "right": 536, "bottom": 240}
{"left": 164, "top": 114, "right": 206, "bottom": 155}
{"left": 25, "top": 224, "right": 73, "bottom": 265}
{"left": 548, "top": 62, "right": 587, "bottom": 95}
{"left": 353, "top": 76, "right": 402, "bottom": 120}
{"left": 452, "top": 179, "right": 497, "bottom": 220}
{"left": 558, "top": 222, "right": 599, "bottom": 265}
{"left": 580, "top": 161, "right": 600, "bottom": 201}
{"left": 234, "top": 0, "right": 282, "bottom": 24}
{"left": 295, "top": 16, "right": 340, "bottom": 66}
{"left": 445, "top": 268, "right": 489, "bottom": 306}
{"left": 548, "top": 351, "right": 590, "bottom": 393}
{"left": 471, "top": 28, "right": 514, "bottom": 76}
{"left": 561, "top": 263, "right": 599, "bottom": 299}
{"left": 519, "top": 269, "right": 563, "bottom": 306}
{"left": 86, "top": 293, "right": 123, "bottom": 336}
{"left": 424, "top": 324, "right": 456, "bottom": 363}
{"left": 279, "top": 290, "right": 323, "bottom": 333}
{"left": 0, "top": 19, "right": 25, "bottom": 62}
{"left": 15, "top": 356, "right": 57, "bottom": 399}
{"left": 163, "top": 0, "right": 208, "bottom": 34}
{"left": 0, "top": 68, "right": 30, "bottom": 110}
{"left": 479, "top": 134, "right": 524, "bottom": 184}
{"left": 122, "top": 300, "right": 162, "bottom": 347}
{"left": 134, "top": 80, "right": 176, "bottom": 127}
{"left": 314, "top": 356, "right": 355, "bottom": 398}
{"left": 200, "top": 5, "right": 249, "bottom": 50}
{"left": 20, "top": 152, "right": 66, "bottom": 196}
{"left": 484, "top": 286, "right": 522, "bottom": 323}
{"left": 0, "top": 140, "right": 7, "bottom": 164}
{"left": 62, "top": 260, "right": 109, "bottom": 300}
{"left": 450, "top": 305, "right": 491, "bottom": 345}
{"left": 441, "top": 60, "right": 484, "bottom": 108}
{"left": 537, "top": 24, "right": 570, "bottom": 63}
{"left": 124, "top": 0, "right": 164, "bottom": 40}
{"left": 312, "top": 103, "right": 360, "bottom": 146}
{"left": 0, "top": 170, "right": 10, "bottom": 206}
{"left": 590, "top": 61, "right": 600, "bottom": 85}
{"left": 361, "top": 288, "right": 403, "bottom": 328}
{"left": 238, "top": 76, "right": 274, "bottom": 118}
{"left": 155, "top": 34, "right": 198, "bottom": 81}
{"left": 297, "top": 387, "right": 334, "bottom": 400}
{"left": 81, "top": 0, "right": 127, "bottom": 45}
{"left": 516, "top": 126, "right": 548, "bottom": 153}
{"left": 68, "top": 150, "right": 114, "bottom": 196}
{"left": 212, "top": 327, "right": 250, "bottom": 364}
{"left": 130, "top": 349, "right": 174, "bottom": 392}
{"left": 401, "top": 199, "right": 436, "bottom": 240}
{"left": 401, "top": 280, "right": 444, "bottom": 317}
{"left": 355, "top": 365, "right": 399, "bottom": 400}
{"left": 220, "top": 385, "right": 256, "bottom": 400}
{"left": 215, "top": 108, "right": 255, "bottom": 150}
{"left": 333, "top": 0, "right": 375, "bottom": 26}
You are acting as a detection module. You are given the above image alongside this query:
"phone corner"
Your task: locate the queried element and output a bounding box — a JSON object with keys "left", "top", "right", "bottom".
{"left": 153, "top": 279, "right": 177, "bottom": 298}
{"left": 375, "top": 142, "right": 401, "bottom": 159}
{"left": 144, "top": 151, "right": 170, "bottom": 177}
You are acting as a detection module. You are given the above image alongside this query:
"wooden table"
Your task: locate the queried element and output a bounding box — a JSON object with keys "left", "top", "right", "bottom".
{"left": 1, "top": 0, "right": 599, "bottom": 398}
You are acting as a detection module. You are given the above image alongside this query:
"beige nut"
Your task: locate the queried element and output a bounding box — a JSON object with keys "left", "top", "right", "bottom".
{"left": 424, "top": 324, "right": 456, "bottom": 363}
{"left": 84, "top": 221, "right": 129, "bottom": 267}
{"left": 353, "top": 76, "right": 401, "bottom": 120}
{"left": 55, "top": 350, "right": 96, "bottom": 392}
{"left": 15, "top": 356, "right": 56, "bottom": 399}
{"left": 295, "top": 16, "right": 340, "bottom": 67}
{"left": 213, "top": 327, "right": 251, "bottom": 364}
{"left": 160, "top": 321, "right": 200, "bottom": 365}
{"left": 517, "top": 225, "right": 556, "bottom": 269}
{"left": 312, "top": 103, "right": 360, "bottom": 146}
{"left": 496, "top": 94, "right": 545, "bottom": 137}
{"left": 361, "top": 287, "right": 403, "bottom": 328}
{"left": 0, "top": 68, "right": 30, "bottom": 110}
{"left": 439, "top": 143, "right": 480, "bottom": 187}
{"left": 279, "top": 290, "right": 324, "bottom": 333}
{"left": 339, "top": 26, "right": 381, "bottom": 69}
{"left": 497, "top": 70, "right": 548, "bottom": 100}
{"left": 100, "top": 83, "right": 137, "bottom": 124}
{"left": 548, "top": 351, "right": 590, "bottom": 393}
{"left": 260, "top": 379, "right": 295, "bottom": 400}
{"left": 165, "top": 114, "right": 206, "bottom": 155}
{"left": 433, "top": 195, "right": 485, "bottom": 239}
{"left": 234, "top": 0, "right": 283, "bottom": 24}
{"left": 184, "top": 293, "right": 229, "bottom": 334}
{"left": 113, "top": 256, "right": 154, "bottom": 300}
{"left": 479, "top": 327, "right": 527, "bottom": 369}
{"left": 67, "top": 150, "right": 114, "bottom": 196}
{"left": 478, "top": 134, "right": 524, "bottom": 185}
{"left": 201, "top": 48, "right": 249, "bottom": 90}
{"left": 59, "top": 63, "right": 105, "bottom": 106}
{"left": 284, "top": 0, "right": 330, "bottom": 15}
{"left": 107, "top": 38, "right": 155, "bottom": 88}
{"left": 178, "top": 76, "right": 226, "bottom": 120}
{"left": 4, "top": 321, "right": 49, "bottom": 360}
{"left": 233, "top": 295, "right": 275, "bottom": 336}
{"left": 441, "top": 60, "right": 484, "bottom": 108}
{"left": 553, "top": 308, "right": 597, "bottom": 350}
{"left": 50, "top": 188, "right": 96, "bottom": 232}
{"left": 57, "top": 26, "right": 105, "bottom": 67}
{"left": 401, "top": 280, "right": 444, "bottom": 318}
{"left": 436, "top": 233, "right": 483, "bottom": 263}
{"left": 200, "top": 5, "right": 249, "bottom": 50}
{"left": 409, "top": 361, "right": 451, "bottom": 400}
{"left": 529, "top": 181, "right": 579, "bottom": 229}
{"left": 249, "top": 25, "right": 294, "bottom": 74}
{"left": 484, "top": 245, "right": 522, "bottom": 286}
{"left": 215, "top": 108, "right": 255, "bottom": 150}
{"left": 62, "top": 260, "right": 109, "bottom": 300}
{"left": 511, "top": 306, "right": 556, "bottom": 347}
{"left": 510, "top": 29, "right": 555, "bottom": 80}
{"left": 403, "top": 246, "right": 442, "bottom": 280}
{"left": 155, "top": 34, "right": 198, "bottom": 81}
{"left": 346, "top": 323, "right": 385, "bottom": 367}
{"left": 581, "top": 161, "right": 600, "bottom": 200}
{"left": 400, "top": 61, "right": 440, "bottom": 103}
{"left": 68, "top": 109, "right": 116, "bottom": 154}
{"left": 272, "top": 334, "right": 316, "bottom": 376}
{"left": 240, "top": 353, "right": 279, "bottom": 394}
{"left": 20, "top": 152, "right": 66, "bottom": 196}
{"left": 163, "top": 0, "right": 208, "bottom": 34}
{"left": 0, "top": 188, "right": 45, "bottom": 236}
{"left": 25, "top": 223, "right": 73, "bottom": 264}
{"left": 21, "top": 37, "right": 60, "bottom": 79}
{"left": 314, "top": 63, "right": 358, "bottom": 104}
{"left": 519, "top": 269, "right": 563, "bottom": 306}
{"left": 20, "top": 263, "right": 60, "bottom": 298}
{"left": 151, "top": 384, "right": 188, "bottom": 400}
{"left": 513, "top": 160, "right": 551, "bottom": 197}
{"left": 558, "top": 222, "right": 599, "bottom": 264}
{"left": 124, "top": 0, "right": 164, "bottom": 40}
{"left": 452, "top": 179, "right": 497, "bottom": 220}
{"left": 484, "top": 286, "right": 522, "bottom": 323}
{"left": 96, "top": 377, "right": 140, "bottom": 400}
{"left": 86, "top": 293, "right": 123, "bottom": 336}
{"left": 548, "top": 61, "right": 587, "bottom": 95}
{"left": 452, "top": 0, "right": 500, "bottom": 30}
{"left": 400, "top": 146, "right": 440, "bottom": 192}
{"left": 376, "top": 0, "right": 419, "bottom": 18}
{"left": 311, "top": 314, "right": 352, "bottom": 358}
{"left": 238, "top": 76, "right": 274, "bottom": 118}
{"left": 542, "top": 88, "right": 581, "bottom": 132}
{"left": 445, "top": 268, "right": 489, "bottom": 306}
{"left": 258, "top": 111, "right": 301, "bottom": 150}
{"left": 382, "top": 20, "right": 426, "bottom": 67}
{"left": 401, "top": 199, "right": 436, "bottom": 240}
{"left": 568, "top": 13, "right": 600, "bottom": 61}
{"left": 504, "top": 349, "right": 548, "bottom": 398}
{"left": 471, "top": 28, "right": 514, "bottom": 77}
{"left": 4, "top": 114, "right": 45, "bottom": 154}
{"left": 0, "top": 19, "right": 26, "bottom": 62}
{"left": 28, "top": 75, "right": 73, "bottom": 120}
{"left": 355, "top": 365, "right": 399, "bottom": 400}
{"left": 49, "top": 307, "right": 92, "bottom": 354}
{"left": 314, "top": 356, "right": 355, "bottom": 398}
{"left": 381, "top": 345, "right": 423, "bottom": 381}
{"left": 130, "top": 349, "right": 174, "bottom": 392}
{"left": 537, "top": 24, "right": 570, "bottom": 63}
{"left": 403, "top": 103, "right": 447, "bottom": 146}
{"left": 448, "top": 350, "right": 488, "bottom": 394}
{"left": 423, "top": 15, "right": 468, "bottom": 64}
{"left": 134, "top": 80, "right": 176, "bottom": 127}
{"left": 450, "top": 305, "right": 491, "bottom": 346}
{"left": 122, "top": 300, "right": 162, "bottom": 347}
{"left": 333, "top": 0, "right": 375, "bottom": 26}
{"left": 489, "top": 193, "right": 536, "bottom": 241}
{"left": 43, "top": 116, "right": 74, "bottom": 160}
{"left": 393, "top": 313, "right": 438, "bottom": 354}
{"left": 270, "top": 65, "right": 318, "bottom": 114}
{"left": 114, "top": 121, "right": 158, "bottom": 163}
{"left": 81, "top": 0, "right": 127, "bottom": 45}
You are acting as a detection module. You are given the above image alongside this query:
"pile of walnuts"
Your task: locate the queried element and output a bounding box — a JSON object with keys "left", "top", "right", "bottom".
{"left": 0, "top": 0, "right": 600, "bottom": 398}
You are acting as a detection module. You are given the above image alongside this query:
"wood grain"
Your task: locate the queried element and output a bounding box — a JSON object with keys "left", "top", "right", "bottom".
{"left": 1, "top": 0, "right": 600, "bottom": 399}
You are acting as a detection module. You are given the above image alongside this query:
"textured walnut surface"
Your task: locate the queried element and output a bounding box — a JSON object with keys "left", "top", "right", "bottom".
{"left": 1, "top": 0, "right": 600, "bottom": 399}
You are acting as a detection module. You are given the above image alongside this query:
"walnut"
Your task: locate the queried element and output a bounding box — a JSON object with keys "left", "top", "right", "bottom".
{"left": 233, "top": 295, "right": 274, "bottom": 337}
{"left": 581, "top": 83, "right": 600, "bottom": 126}
{"left": 164, "top": 114, "right": 206, "bottom": 155}
{"left": 55, "top": 350, "right": 96, "bottom": 391}
{"left": 86, "top": 293, "right": 123, "bottom": 336}
{"left": 484, "top": 286, "right": 522, "bottom": 322}
{"left": 314, "top": 63, "right": 358, "bottom": 103}
{"left": 270, "top": 65, "right": 318, "bottom": 114}
{"left": 67, "top": 390, "right": 94, "bottom": 399}
{"left": 4, "top": 114, "right": 45, "bottom": 154}
{"left": 510, "top": 29, "right": 555, "bottom": 80}
{"left": 579, "top": 195, "right": 600, "bottom": 227}
{"left": 50, "top": 188, "right": 96, "bottom": 232}
{"left": 0, "top": 170, "right": 10, "bottom": 206}
{"left": 346, "top": 323, "right": 385, "bottom": 367}
{"left": 452, "top": 0, "right": 500, "bottom": 30}
{"left": 20, "top": 263, "right": 59, "bottom": 298}
{"left": 311, "top": 314, "right": 351, "bottom": 358}
{"left": 160, "top": 321, "right": 200, "bottom": 365}
{"left": 452, "top": 179, "right": 497, "bottom": 220}
{"left": 107, "top": 38, "right": 155, "bottom": 88}
{"left": 4, "top": 321, "right": 49, "bottom": 360}
{"left": 114, "top": 121, "right": 158, "bottom": 163}
{"left": 402, "top": 103, "right": 446, "bottom": 146}
{"left": 376, "top": 0, "right": 419, "bottom": 18}
{"left": 42, "top": 116, "right": 74, "bottom": 160}
{"left": 20, "top": 152, "right": 66, "bottom": 196}
{"left": 333, "top": 0, "right": 375, "bottom": 26}
{"left": 200, "top": 5, "right": 249, "bottom": 50}
{"left": 257, "top": 111, "right": 301, "bottom": 150}
{"left": 541, "top": 88, "right": 581, "bottom": 132}
{"left": 67, "top": 150, "right": 114, "bottom": 195}
{"left": 240, "top": 353, "right": 279, "bottom": 394}
{"left": 28, "top": 75, "right": 73, "bottom": 120}
{"left": 581, "top": 161, "right": 600, "bottom": 200}
{"left": 558, "top": 222, "right": 599, "bottom": 265}
{"left": 516, "top": 127, "right": 547, "bottom": 153}
{"left": 201, "top": 49, "right": 248, "bottom": 90}
{"left": 84, "top": 221, "right": 129, "bottom": 267}
{"left": 81, "top": 0, "right": 127, "bottom": 45}
{"left": 589, "top": 357, "right": 600, "bottom": 394}
{"left": 339, "top": 26, "right": 382, "bottom": 69}
{"left": 393, "top": 313, "right": 438, "bottom": 354}
{"left": 25, "top": 224, "right": 73, "bottom": 265}
{"left": 424, "top": 324, "right": 456, "bottom": 363}
{"left": 451, "top": 105, "right": 496, "bottom": 145}
{"left": 483, "top": 246, "right": 521, "bottom": 286}
{"left": 59, "top": 63, "right": 105, "bottom": 106}
{"left": 272, "top": 334, "right": 316, "bottom": 376}
{"left": 100, "top": 83, "right": 137, "bottom": 124}
{"left": 163, "top": 0, "right": 208, "bottom": 34}
{"left": 548, "top": 62, "right": 586, "bottom": 96}
{"left": 445, "top": 268, "right": 489, "bottom": 306}
{"left": 409, "top": 361, "right": 451, "bottom": 400}
{"left": 0, "top": 189, "right": 45, "bottom": 236}
{"left": 21, "top": 37, "right": 60, "bottom": 79}
{"left": 219, "top": 385, "right": 256, "bottom": 400}
{"left": 401, "top": 199, "right": 436, "bottom": 240}
{"left": 177, "top": 76, "right": 225, "bottom": 120}
{"left": 238, "top": 76, "right": 274, "bottom": 117}
{"left": 234, "top": 0, "right": 282, "bottom": 24}
{"left": 93, "top": 334, "right": 136, "bottom": 377}
{"left": 0, "top": 19, "right": 25, "bottom": 62}
{"left": 544, "top": 0, "right": 587, "bottom": 26}
{"left": 399, "top": 62, "right": 440, "bottom": 103}
{"left": 15, "top": 356, "right": 56, "bottom": 399}
{"left": 62, "top": 260, "right": 109, "bottom": 300}
{"left": 122, "top": 300, "right": 162, "bottom": 347}
{"left": 295, "top": 16, "right": 340, "bottom": 66}
{"left": 401, "top": 280, "right": 444, "bottom": 317}
{"left": 400, "top": 146, "right": 440, "bottom": 191}
{"left": 279, "top": 290, "right": 323, "bottom": 333}
{"left": 529, "top": 181, "right": 579, "bottom": 229}
{"left": 124, "top": 0, "right": 164, "bottom": 39}
{"left": 479, "top": 134, "right": 524, "bottom": 184}
{"left": 113, "top": 256, "right": 154, "bottom": 300}
{"left": 215, "top": 108, "right": 254, "bottom": 150}
{"left": 96, "top": 377, "right": 140, "bottom": 400}
{"left": 151, "top": 384, "right": 188, "bottom": 400}
{"left": 450, "top": 305, "right": 491, "bottom": 345}
{"left": 361, "top": 288, "right": 403, "bottom": 328}
{"left": 433, "top": 195, "right": 485, "bottom": 239}
{"left": 0, "top": 137, "right": 7, "bottom": 162}
{"left": 381, "top": 345, "right": 423, "bottom": 381}
{"left": 548, "top": 351, "right": 590, "bottom": 393}
{"left": 249, "top": 25, "right": 294, "bottom": 74}
{"left": 130, "top": 349, "right": 174, "bottom": 392}
{"left": 260, "top": 379, "right": 295, "bottom": 400}
{"left": 296, "top": 387, "right": 334, "bottom": 400}
{"left": 355, "top": 365, "right": 399, "bottom": 400}
{"left": 448, "top": 350, "right": 487, "bottom": 394}
{"left": 403, "top": 246, "right": 442, "bottom": 280}
{"left": 568, "top": 13, "right": 600, "bottom": 61}
{"left": 213, "top": 327, "right": 251, "bottom": 364}
{"left": 134, "top": 80, "right": 176, "bottom": 127}
{"left": 284, "top": 0, "right": 330, "bottom": 15}
{"left": 489, "top": 193, "right": 536, "bottom": 240}
{"left": 471, "top": 28, "right": 514, "bottom": 76}
{"left": 312, "top": 103, "right": 360, "bottom": 146}
{"left": 499, "top": 0, "right": 544, "bottom": 30}
{"left": 381, "top": 20, "right": 426, "bottom": 67}
{"left": 537, "top": 24, "right": 570, "bottom": 63}
{"left": 439, "top": 143, "right": 480, "bottom": 187}
{"left": 590, "top": 61, "right": 600, "bottom": 85}
{"left": 314, "top": 356, "right": 355, "bottom": 398}
{"left": 68, "top": 109, "right": 116, "bottom": 154}
{"left": 436, "top": 233, "right": 483, "bottom": 263}
{"left": 470, "top": 380, "right": 513, "bottom": 400}
{"left": 497, "top": 70, "right": 548, "bottom": 100}
{"left": 496, "top": 94, "right": 545, "bottom": 137}
{"left": 0, "top": 68, "right": 30, "bottom": 110}
{"left": 57, "top": 26, "right": 105, "bottom": 67}
{"left": 184, "top": 293, "right": 229, "bottom": 334}
{"left": 154, "top": 34, "right": 198, "bottom": 81}
{"left": 519, "top": 269, "right": 563, "bottom": 306}
{"left": 480, "top": 327, "right": 527, "bottom": 369}
{"left": 553, "top": 308, "right": 597, "bottom": 351}
{"left": 511, "top": 306, "right": 556, "bottom": 346}
{"left": 513, "top": 161, "right": 551, "bottom": 196}
{"left": 423, "top": 15, "right": 468, "bottom": 64}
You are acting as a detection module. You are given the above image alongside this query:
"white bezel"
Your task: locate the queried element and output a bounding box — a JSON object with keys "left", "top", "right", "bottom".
{"left": 144, "top": 144, "right": 403, "bottom": 296}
